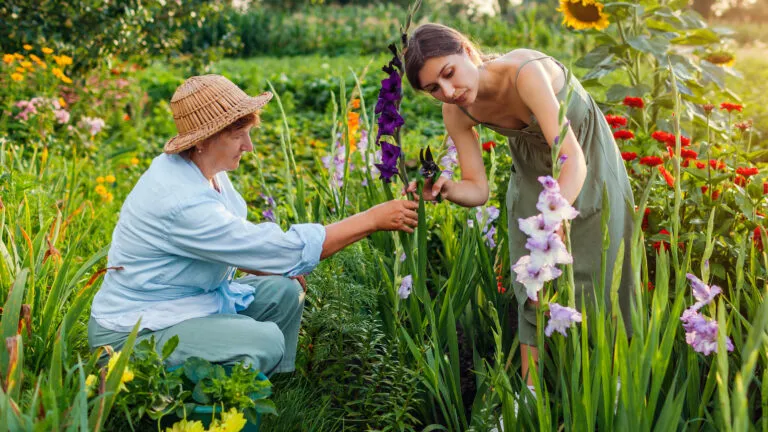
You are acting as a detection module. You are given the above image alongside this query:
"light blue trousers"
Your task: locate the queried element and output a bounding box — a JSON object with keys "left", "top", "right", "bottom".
{"left": 87, "top": 275, "right": 304, "bottom": 376}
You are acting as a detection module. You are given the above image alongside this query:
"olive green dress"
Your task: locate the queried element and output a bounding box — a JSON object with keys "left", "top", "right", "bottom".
{"left": 460, "top": 56, "right": 635, "bottom": 346}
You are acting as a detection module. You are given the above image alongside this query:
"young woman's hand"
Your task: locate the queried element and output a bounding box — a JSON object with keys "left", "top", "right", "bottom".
{"left": 367, "top": 199, "right": 419, "bottom": 233}
{"left": 404, "top": 177, "right": 452, "bottom": 202}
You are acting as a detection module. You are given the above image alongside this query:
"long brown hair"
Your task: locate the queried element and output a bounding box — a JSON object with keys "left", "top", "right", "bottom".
{"left": 404, "top": 23, "right": 490, "bottom": 91}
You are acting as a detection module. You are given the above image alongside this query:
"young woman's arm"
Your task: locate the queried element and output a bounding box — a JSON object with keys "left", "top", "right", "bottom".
{"left": 406, "top": 103, "right": 489, "bottom": 207}
{"left": 515, "top": 60, "right": 587, "bottom": 205}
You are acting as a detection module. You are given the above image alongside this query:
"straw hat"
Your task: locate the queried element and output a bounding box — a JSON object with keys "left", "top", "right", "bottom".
{"left": 163, "top": 75, "right": 272, "bottom": 154}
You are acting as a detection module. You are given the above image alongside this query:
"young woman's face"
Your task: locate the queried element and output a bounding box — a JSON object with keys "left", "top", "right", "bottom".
{"left": 418, "top": 52, "right": 479, "bottom": 106}
{"left": 203, "top": 126, "right": 254, "bottom": 172}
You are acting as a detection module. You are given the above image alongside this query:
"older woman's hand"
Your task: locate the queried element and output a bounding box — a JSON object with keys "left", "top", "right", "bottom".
{"left": 368, "top": 199, "right": 419, "bottom": 233}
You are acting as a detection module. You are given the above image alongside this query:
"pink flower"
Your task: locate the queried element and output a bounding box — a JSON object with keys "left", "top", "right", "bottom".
{"left": 80, "top": 116, "right": 106, "bottom": 136}
{"left": 54, "top": 109, "right": 70, "bottom": 124}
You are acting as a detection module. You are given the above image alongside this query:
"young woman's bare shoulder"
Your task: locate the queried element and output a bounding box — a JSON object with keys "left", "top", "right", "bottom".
{"left": 442, "top": 103, "right": 475, "bottom": 129}
{"left": 490, "top": 49, "right": 550, "bottom": 69}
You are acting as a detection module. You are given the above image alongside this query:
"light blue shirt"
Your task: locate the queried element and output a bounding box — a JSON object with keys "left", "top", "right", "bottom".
{"left": 91, "top": 153, "right": 326, "bottom": 332}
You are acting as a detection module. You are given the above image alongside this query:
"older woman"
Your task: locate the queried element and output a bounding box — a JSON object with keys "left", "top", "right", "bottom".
{"left": 88, "top": 75, "right": 418, "bottom": 376}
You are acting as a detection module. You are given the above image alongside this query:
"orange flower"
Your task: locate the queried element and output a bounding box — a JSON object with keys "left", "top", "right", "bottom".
{"left": 754, "top": 227, "right": 765, "bottom": 252}
{"left": 708, "top": 159, "right": 726, "bottom": 171}
{"left": 351, "top": 98, "right": 360, "bottom": 109}
{"left": 720, "top": 102, "right": 743, "bottom": 112}
{"left": 658, "top": 165, "right": 675, "bottom": 187}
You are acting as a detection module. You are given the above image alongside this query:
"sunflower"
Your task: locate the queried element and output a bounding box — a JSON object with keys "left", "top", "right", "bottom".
{"left": 558, "top": 0, "right": 610, "bottom": 31}
{"left": 704, "top": 50, "right": 735, "bottom": 67}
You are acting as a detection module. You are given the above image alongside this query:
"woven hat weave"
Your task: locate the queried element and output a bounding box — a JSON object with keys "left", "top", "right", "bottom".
{"left": 163, "top": 74, "right": 272, "bottom": 154}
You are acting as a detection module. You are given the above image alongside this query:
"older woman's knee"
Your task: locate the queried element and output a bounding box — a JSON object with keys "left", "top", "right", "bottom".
{"left": 240, "top": 321, "right": 286, "bottom": 372}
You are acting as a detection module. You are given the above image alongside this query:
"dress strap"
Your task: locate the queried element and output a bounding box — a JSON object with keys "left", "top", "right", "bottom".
{"left": 457, "top": 106, "right": 484, "bottom": 125}
{"left": 514, "top": 55, "right": 557, "bottom": 94}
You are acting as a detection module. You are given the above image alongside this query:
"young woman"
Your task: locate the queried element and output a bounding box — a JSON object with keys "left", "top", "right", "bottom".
{"left": 403, "top": 23, "right": 635, "bottom": 388}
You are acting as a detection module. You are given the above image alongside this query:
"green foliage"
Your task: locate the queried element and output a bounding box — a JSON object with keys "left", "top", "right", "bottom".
{"left": 0, "top": 0, "right": 237, "bottom": 76}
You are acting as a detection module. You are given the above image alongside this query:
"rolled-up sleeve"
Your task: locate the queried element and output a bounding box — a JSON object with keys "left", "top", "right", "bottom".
{"left": 165, "top": 196, "right": 326, "bottom": 276}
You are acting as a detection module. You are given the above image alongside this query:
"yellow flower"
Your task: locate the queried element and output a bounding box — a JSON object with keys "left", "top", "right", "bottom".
{"left": 165, "top": 419, "right": 206, "bottom": 432}
{"left": 23, "top": 44, "right": 33, "bottom": 51}
{"left": 29, "top": 54, "right": 42, "bottom": 63}
{"left": 558, "top": 0, "right": 610, "bottom": 31}
{"left": 59, "top": 97, "right": 67, "bottom": 108}
{"left": 42, "top": 47, "right": 53, "bottom": 55}
{"left": 85, "top": 374, "right": 98, "bottom": 397}
{"left": 52, "top": 67, "right": 63, "bottom": 78}
{"left": 131, "top": 157, "right": 140, "bottom": 166}
{"left": 3, "top": 54, "right": 14, "bottom": 64}
{"left": 209, "top": 408, "right": 247, "bottom": 432}
{"left": 95, "top": 185, "right": 107, "bottom": 196}
{"left": 96, "top": 176, "right": 105, "bottom": 184}
{"left": 13, "top": 53, "right": 24, "bottom": 60}
{"left": 107, "top": 351, "right": 134, "bottom": 385}
{"left": 105, "top": 174, "right": 116, "bottom": 183}
{"left": 60, "top": 75, "right": 73, "bottom": 84}
{"left": 20, "top": 61, "right": 32, "bottom": 68}
{"left": 11, "top": 73, "right": 23, "bottom": 82}
{"left": 15, "top": 67, "right": 25, "bottom": 73}
{"left": 53, "top": 54, "right": 72, "bottom": 67}
{"left": 705, "top": 51, "right": 735, "bottom": 67}
{"left": 41, "top": 147, "right": 49, "bottom": 166}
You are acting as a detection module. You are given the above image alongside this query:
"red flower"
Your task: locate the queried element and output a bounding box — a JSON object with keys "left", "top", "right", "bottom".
{"left": 680, "top": 136, "right": 691, "bottom": 147}
{"left": 613, "top": 129, "right": 635, "bottom": 140}
{"left": 605, "top": 114, "right": 628, "bottom": 129}
{"left": 736, "top": 166, "right": 759, "bottom": 177}
{"left": 640, "top": 156, "right": 664, "bottom": 167}
{"left": 653, "top": 229, "right": 671, "bottom": 252}
{"left": 702, "top": 103, "right": 715, "bottom": 114}
{"left": 713, "top": 189, "right": 721, "bottom": 200}
{"left": 696, "top": 161, "right": 706, "bottom": 169}
{"left": 482, "top": 141, "right": 497, "bottom": 152}
{"left": 720, "top": 102, "right": 743, "bottom": 112}
{"left": 641, "top": 208, "right": 650, "bottom": 231}
{"left": 497, "top": 281, "right": 506, "bottom": 294}
{"left": 734, "top": 175, "right": 747, "bottom": 187}
{"left": 621, "top": 151, "right": 637, "bottom": 161}
{"left": 735, "top": 120, "right": 752, "bottom": 131}
{"left": 682, "top": 159, "right": 691, "bottom": 168}
{"left": 623, "top": 96, "right": 645, "bottom": 109}
{"left": 764, "top": 182, "right": 768, "bottom": 195}
{"left": 701, "top": 185, "right": 708, "bottom": 194}
{"left": 658, "top": 165, "right": 675, "bottom": 187}
{"left": 651, "top": 130, "right": 672, "bottom": 144}
{"left": 647, "top": 281, "right": 655, "bottom": 292}
{"left": 754, "top": 226, "right": 765, "bottom": 252}
{"left": 709, "top": 159, "right": 726, "bottom": 171}
{"left": 681, "top": 148, "right": 698, "bottom": 159}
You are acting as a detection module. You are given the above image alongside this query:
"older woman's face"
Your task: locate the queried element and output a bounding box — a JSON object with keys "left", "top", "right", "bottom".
{"left": 202, "top": 126, "right": 254, "bottom": 172}
{"left": 418, "top": 52, "right": 479, "bottom": 106}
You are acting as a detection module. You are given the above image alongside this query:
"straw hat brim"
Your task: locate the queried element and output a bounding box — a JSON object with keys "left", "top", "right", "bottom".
{"left": 163, "top": 91, "right": 273, "bottom": 154}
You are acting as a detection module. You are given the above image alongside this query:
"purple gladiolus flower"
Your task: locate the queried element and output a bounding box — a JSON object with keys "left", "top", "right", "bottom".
{"left": 558, "top": 154, "right": 568, "bottom": 166}
{"left": 537, "top": 191, "right": 579, "bottom": 225}
{"left": 518, "top": 214, "right": 560, "bottom": 242}
{"left": 485, "top": 225, "right": 497, "bottom": 248}
{"left": 262, "top": 208, "right": 275, "bottom": 222}
{"left": 398, "top": 275, "right": 413, "bottom": 299}
{"left": 686, "top": 273, "right": 722, "bottom": 311}
{"left": 374, "top": 141, "right": 400, "bottom": 183}
{"left": 680, "top": 308, "right": 734, "bottom": 355}
{"left": 512, "top": 256, "right": 562, "bottom": 300}
{"left": 376, "top": 104, "right": 405, "bottom": 141}
{"left": 475, "top": 206, "right": 500, "bottom": 233}
{"left": 440, "top": 139, "right": 458, "bottom": 179}
{"left": 538, "top": 176, "right": 560, "bottom": 193}
{"left": 545, "top": 303, "right": 582, "bottom": 337}
{"left": 526, "top": 232, "right": 573, "bottom": 267}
